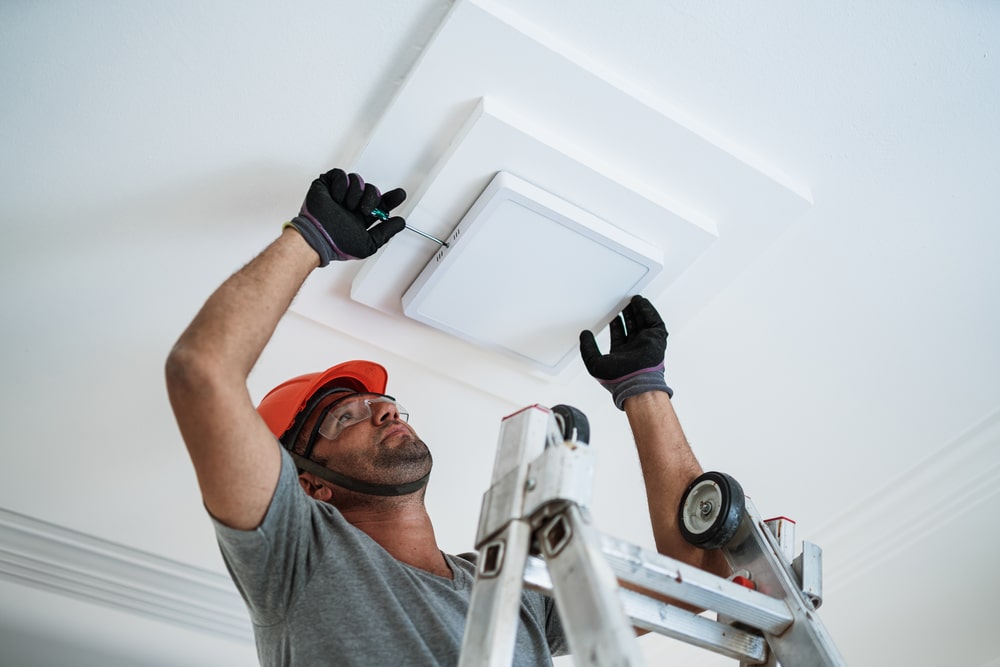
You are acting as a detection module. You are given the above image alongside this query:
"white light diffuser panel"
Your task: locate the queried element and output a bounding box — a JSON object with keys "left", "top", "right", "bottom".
{"left": 402, "top": 172, "right": 663, "bottom": 373}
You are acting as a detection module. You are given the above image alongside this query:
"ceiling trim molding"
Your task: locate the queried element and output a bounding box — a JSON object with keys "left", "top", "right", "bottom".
{"left": 0, "top": 508, "right": 251, "bottom": 643}
{"left": 818, "top": 406, "right": 1000, "bottom": 592}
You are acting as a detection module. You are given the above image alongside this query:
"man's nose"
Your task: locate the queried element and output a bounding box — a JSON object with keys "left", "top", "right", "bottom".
{"left": 370, "top": 400, "right": 400, "bottom": 423}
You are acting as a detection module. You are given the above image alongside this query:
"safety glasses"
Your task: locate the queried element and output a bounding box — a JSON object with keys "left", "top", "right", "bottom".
{"left": 316, "top": 394, "right": 409, "bottom": 441}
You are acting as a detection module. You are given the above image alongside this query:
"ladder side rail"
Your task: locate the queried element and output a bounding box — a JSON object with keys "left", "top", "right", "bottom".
{"left": 458, "top": 520, "right": 533, "bottom": 667}
{"left": 475, "top": 407, "right": 555, "bottom": 545}
{"left": 459, "top": 406, "right": 558, "bottom": 667}
{"left": 724, "top": 500, "right": 848, "bottom": 667}
{"left": 537, "top": 505, "right": 645, "bottom": 667}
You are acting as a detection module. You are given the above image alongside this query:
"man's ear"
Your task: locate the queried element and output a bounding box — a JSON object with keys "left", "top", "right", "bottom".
{"left": 298, "top": 473, "right": 333, "bottom": 502}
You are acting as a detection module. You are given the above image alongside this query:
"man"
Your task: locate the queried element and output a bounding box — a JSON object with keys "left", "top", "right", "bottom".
{"left": 165, "top": 169, "right": 727, "bottom": 666}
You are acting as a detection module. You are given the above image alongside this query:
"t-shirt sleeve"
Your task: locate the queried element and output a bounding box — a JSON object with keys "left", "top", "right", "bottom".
{"left": 543, "top": 595, "right": 569, "bottom": 657}
{"left": 211, "top": 447, "right": 315, "bottom": 626}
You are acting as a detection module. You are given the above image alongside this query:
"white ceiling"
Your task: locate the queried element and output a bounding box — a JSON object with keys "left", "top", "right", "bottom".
{"left": 1, "top": 1, "right": 998, "bottom": 666}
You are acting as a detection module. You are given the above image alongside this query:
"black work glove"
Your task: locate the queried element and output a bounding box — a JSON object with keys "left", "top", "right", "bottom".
{"left": 286, "top": 168, "right": 406, "bottom": 266}
{"left": 579, "top": 295, "right": 673, "bottom": 410}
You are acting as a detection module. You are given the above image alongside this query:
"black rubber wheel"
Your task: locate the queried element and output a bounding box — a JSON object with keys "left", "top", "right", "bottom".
{"left": 551, "top": 404, "right": 590, "bottom": 445}
{"left": 678, "top": 471, "right": 745, "bottom": 549}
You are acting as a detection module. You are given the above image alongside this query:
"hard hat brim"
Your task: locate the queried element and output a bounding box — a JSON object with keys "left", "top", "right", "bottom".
{"left": 257, "top": 360, "right": 389, "bottom": 440}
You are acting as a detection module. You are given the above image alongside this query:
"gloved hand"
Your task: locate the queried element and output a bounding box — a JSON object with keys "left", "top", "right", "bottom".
{"left": 579, "top": 295, "right": 673, "bottom": 410}
{"left": 286, "top": 168, "right": 406, "bottom": 266}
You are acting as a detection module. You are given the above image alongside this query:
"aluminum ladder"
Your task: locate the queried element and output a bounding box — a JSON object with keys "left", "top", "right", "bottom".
{"left": 457, "top": 404, "right": 847, "bottom": 667}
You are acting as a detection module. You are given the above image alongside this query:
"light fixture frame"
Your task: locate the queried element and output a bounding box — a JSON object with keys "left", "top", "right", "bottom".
{"left": 401, "top": 171, "right": 664, "bottom": 373}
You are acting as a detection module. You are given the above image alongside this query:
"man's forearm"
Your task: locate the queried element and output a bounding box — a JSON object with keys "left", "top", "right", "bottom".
{"left": 168, "top": 227, "right": 319, "bottom": 384}
{"left": 624, "top": 391, "right": 730, "bottom": 577}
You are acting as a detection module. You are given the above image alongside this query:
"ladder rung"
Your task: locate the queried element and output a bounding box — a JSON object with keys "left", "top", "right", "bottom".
{"left": 524, "top": 557, "right": 767, "bottom": 663}
{"left": 597, "top": 533, "right": 795, "bottom": 635}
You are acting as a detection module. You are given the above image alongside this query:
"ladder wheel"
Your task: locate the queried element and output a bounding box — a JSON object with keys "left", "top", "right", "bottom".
{"left": 678, "top": 471, "right": 745, "bottom": 549}
{"left": 551, "top": 404, "right": 590, "bottom": 445}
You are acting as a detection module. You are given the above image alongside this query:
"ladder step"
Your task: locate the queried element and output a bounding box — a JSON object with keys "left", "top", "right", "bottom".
{"left": 523, "top": 557, "right": 767, "bottom": 663}
{"left": 597, "top": 533, "right": 794, "bottom": 635}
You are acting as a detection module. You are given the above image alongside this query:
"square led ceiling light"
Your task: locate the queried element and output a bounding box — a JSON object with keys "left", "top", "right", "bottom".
{"left": 401, "top": 172, "right": 663, "bottom": 373}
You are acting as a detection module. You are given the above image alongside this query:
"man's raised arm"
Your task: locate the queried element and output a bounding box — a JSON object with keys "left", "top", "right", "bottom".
{"left": 580, "top": 295, "right": 729, "bottom": 577}
{"left": 165, "top": 169, "right": 406, "bottom": 530}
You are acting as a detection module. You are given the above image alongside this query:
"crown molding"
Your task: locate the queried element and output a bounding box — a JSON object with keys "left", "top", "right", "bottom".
{"left": 818, "top": 406, "right": 1000, "bottom": 591}
{"left": 0, "top": 508, "right": 252, "bottom": 643}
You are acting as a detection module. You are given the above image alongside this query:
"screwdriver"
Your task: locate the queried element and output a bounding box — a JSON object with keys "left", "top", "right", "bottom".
{"left": 371, "top": 207, "right": 449, "bottom": 248}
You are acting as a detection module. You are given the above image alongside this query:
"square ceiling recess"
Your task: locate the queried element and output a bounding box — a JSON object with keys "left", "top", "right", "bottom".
{"left": 289, "top": 0, "right": 811, "bottom": 398}
{"left": 349, "top": 97, "right": 712, "bottom": 379}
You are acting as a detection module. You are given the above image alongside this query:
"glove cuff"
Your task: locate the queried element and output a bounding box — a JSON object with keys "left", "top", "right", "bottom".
{"left": 285, "top": 218, "right": 333, "bottom": 267}
{"left": 598, "top": 365, "right": 674, "bottom": 410}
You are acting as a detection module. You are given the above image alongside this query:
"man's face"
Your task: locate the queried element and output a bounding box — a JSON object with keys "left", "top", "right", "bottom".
{"left": 306, "top": 392, "right": 432, "bottom": 491}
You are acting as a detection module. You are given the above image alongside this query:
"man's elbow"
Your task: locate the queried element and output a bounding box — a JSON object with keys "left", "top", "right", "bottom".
{"left": 165, "top": 340, "right": 218, "bottom": 401}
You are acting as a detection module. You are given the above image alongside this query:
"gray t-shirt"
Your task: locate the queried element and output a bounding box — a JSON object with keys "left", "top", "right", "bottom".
{"left": 213, "top": 448, "right": 567, "bottom": 666}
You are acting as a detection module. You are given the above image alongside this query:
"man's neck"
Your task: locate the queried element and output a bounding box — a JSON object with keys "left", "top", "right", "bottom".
{"left": 342, "top": 503, "right": 452, "bottom": 579}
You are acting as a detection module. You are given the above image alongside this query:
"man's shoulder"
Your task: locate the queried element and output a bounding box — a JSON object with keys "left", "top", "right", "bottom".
{"left": 454, "top": 551, "right": 478, "bottom": 565}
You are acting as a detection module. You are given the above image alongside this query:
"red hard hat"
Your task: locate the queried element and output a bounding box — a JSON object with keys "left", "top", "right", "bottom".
{"left": 257, "top": 360, "right": 389, "bottom": 440}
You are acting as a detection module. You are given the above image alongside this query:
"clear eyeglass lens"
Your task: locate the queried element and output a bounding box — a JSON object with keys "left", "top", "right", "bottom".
{"left": 317, "top": 396, "right": 408, "bottom": 440}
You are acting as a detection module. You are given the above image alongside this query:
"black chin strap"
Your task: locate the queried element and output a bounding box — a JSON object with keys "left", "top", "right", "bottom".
{"left": 288, "top": 450, "right": 430, "bottom": 497}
